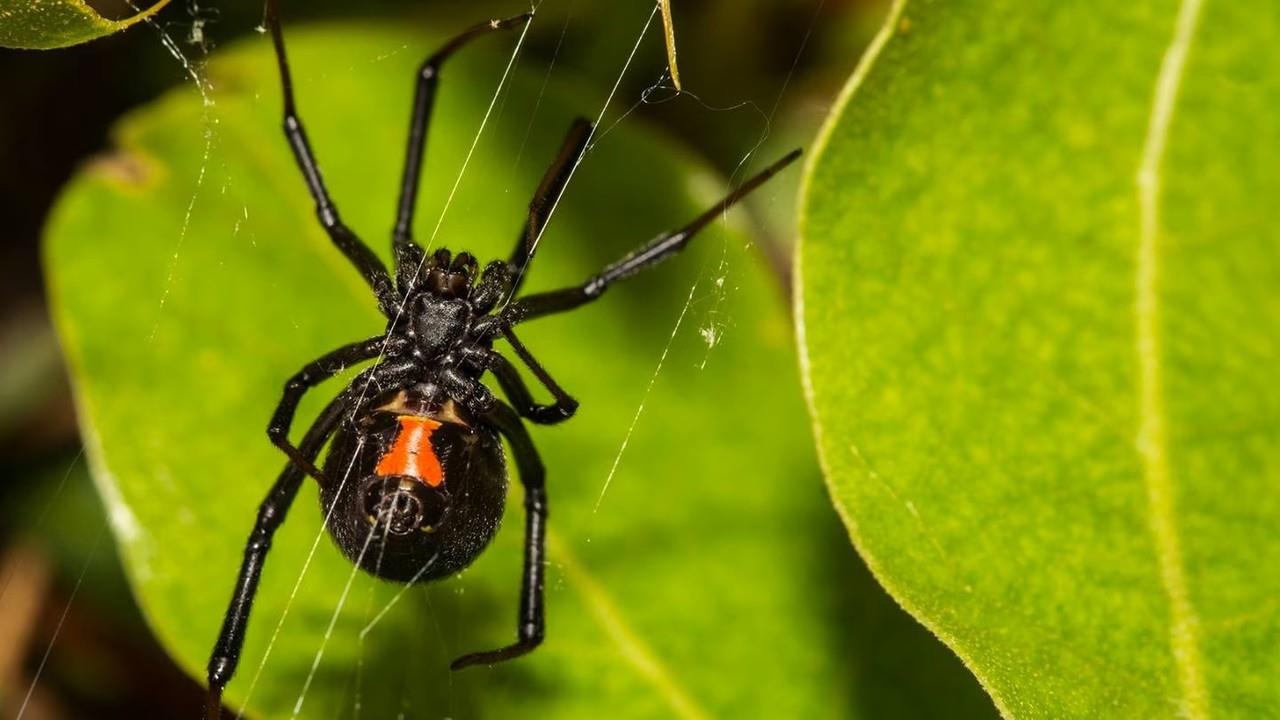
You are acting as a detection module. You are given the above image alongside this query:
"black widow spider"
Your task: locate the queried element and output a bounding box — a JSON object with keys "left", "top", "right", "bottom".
{"left": 205, "top": 1, "right": 799, "bottom": 715}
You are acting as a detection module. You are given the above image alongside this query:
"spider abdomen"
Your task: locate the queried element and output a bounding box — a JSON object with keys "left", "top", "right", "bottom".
{"left": 319, "top": 401, "right": 507, "bottom": 583}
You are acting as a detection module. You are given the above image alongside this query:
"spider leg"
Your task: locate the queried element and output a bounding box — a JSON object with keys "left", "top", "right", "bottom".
{"left": 264, "top": 0, "right": 397, "bottom": 316}
{"left": 475, "top": 330, "right": 577, "bottom": 424}
{"left": 207, "top": 360, "right": 416, "bottom": 717}
{"left": 206, "top": 391, "right": 347, "bottom": 718}
{"left": 492, "top": 328, "right": 577, "bottom": 423}
{"left": 393, "top": 12, "right": 533, "bottom": 290}
{"left": 266, "top": 336, "right": 403, "bottom": 482}
{"left": 508, "top": 119, "right": 594, "bottom": 296}
{"left": 505, "top": 149, "right": 802, "bottom": 323}
{"left": 451, "top": 401, "right": 548, "bottom": 670}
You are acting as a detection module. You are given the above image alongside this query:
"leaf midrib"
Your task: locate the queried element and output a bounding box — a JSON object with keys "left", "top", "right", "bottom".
{"left": 1134, "top": 0, "right": 1210, "bottom": 716}
{"left": 798, "top": 0, "right": 1225, "bottom": 716}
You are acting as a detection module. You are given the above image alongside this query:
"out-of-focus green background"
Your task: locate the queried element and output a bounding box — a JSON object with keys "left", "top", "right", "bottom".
{"left": 0, "top": 0, "right": 886, "bottom": 716}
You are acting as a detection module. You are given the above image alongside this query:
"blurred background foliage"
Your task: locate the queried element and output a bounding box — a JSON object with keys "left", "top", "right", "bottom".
{"left": 0, "top": 0, "right": 992, "bottom": 717}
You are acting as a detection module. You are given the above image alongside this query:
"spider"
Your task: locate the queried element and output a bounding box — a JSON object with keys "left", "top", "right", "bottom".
{"left": 205, "top": 1, "right": 799, "bottom": 714}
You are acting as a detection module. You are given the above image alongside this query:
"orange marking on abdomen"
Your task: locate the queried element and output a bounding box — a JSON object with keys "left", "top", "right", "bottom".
{"left": 375, "top": 416, "right": 445, "bottom": 487}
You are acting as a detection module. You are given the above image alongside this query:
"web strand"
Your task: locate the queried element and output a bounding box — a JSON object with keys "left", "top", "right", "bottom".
{"left": 290, "top": 522, "right": 380, "bottom": 717}
{"left": 135, "top": 4, "right": 219, "bottom": 342}
{"left": 236, "top": 438, "right": 367, "bottom": 716}
{"left": 502, "top": 3, "right": 659, "bottom": 304}
{"left": 16, "top": 527, "right": 104, "bottom": 720}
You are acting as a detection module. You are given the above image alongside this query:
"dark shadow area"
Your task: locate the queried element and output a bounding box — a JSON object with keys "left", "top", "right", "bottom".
{"left": 807, "top": 477, "right": 999, "bottom": 718}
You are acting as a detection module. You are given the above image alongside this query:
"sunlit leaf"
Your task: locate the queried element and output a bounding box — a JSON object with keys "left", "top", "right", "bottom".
{"left": 800, "top": 0, "right": 1279, "bottom": 716}
{"left": 46, "top": 24, "right": 996, "bottom": 719}
{"left": 0, "top": 0, "right": 168, "bottom": 50}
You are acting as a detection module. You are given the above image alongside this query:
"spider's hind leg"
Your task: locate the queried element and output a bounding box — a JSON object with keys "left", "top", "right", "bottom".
{"left": 451, "top": 402, "right": 548, "bottom": 669}
{"left": 207, "top": 358, "right": 417, "bottom": 717}
{"left": 206, "top": 393, "right": 346, "bottom": 718}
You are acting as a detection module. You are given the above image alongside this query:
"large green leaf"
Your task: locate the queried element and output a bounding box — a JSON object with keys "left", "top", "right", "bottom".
{"left": 46, "top": 23, "right": 996, "bottom": 719}
{"left": 800, "top": 0, "right": 1279, "bottom": 717}
{"left": 0, "top": 0, "right": 168, "bottom": 49}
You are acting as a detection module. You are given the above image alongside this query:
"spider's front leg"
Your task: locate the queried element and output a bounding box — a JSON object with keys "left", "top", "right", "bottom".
{"left": 393, "top": 12, "right": 533, "bottom": 278}
{"left": 504, "top": 148, "right": 803, "bottom": 324}
{"left": 508, "top": 119, "right": 594, "bottom": 295}
{"left": 265, "top": 0, "right": 398, "bottom": 315}
{"left": 451, "top": 401, "right": 548, "bottom": 669}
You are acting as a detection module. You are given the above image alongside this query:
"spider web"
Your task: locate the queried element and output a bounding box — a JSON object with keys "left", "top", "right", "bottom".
{"left": 15, "top": 1, "right": 225, "bottom": 715}
{"left": 20, "top": 0, "right": 823, "bottom": 716}
{"left": 288, "top": 2, "right": 810, "bottom": 712}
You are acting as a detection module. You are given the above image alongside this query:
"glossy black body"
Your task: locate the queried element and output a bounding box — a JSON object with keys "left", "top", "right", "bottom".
{"left": 204, "top": 2, "right": 799, "bottom": 715}
{"left": 320, "top": 397, "right": 507, "bottom": 583}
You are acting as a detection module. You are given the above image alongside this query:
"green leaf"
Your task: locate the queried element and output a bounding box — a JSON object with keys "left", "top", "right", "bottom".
{"left": 46, "top": 24, "right": 995, "bottom": 719}
{"left": 799, "top": 0, "right": 1279, "bottom": 717}
{"left": 0, "top": 0, "right": 169, "bottom": 50}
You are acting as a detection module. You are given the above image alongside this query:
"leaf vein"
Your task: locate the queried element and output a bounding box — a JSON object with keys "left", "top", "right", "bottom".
{"left": 1135, "top": 0, "right": 1210, "bottom": 716}
{"left": 550, "top": 533, "right": 710, "bottom": 720}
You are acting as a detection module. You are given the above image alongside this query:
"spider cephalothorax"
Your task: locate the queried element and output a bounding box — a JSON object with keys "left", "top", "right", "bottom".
{"left": 204, "top": 2, "right": 799, "bottom": 716}
{"left": 402, "top": 251, "right": 492, "bottom": 361}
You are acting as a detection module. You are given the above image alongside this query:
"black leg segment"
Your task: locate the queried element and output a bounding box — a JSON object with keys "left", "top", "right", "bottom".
{"left": 393, "top": 13, "right": 533, "bottom": 281}
{"left": 481, "top": 333, "right": 577, "bottom": 424}
{"left": 451, "top": 401, "right": 548, "bottom": 669}
{"left": 505, "top": 148, "right": 802, "bottom": 323}
{"left": 206, "top": 393, "right": 347, "bottom": 718}
{"left": 508, "top": 118, "right": 594, "bottom": 296}
{"left": 266, "top": 336, "right": 403, "bottom": 482}
{"left": 207, "top": 358, "right": 418, "bottom": 716}
{"left": 265, "top": 0, "right": 397, "bottom": 315}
